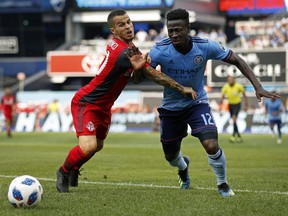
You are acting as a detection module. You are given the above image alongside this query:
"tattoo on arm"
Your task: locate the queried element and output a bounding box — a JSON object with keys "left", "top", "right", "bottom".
{"left": 144, "top": 66, "right": 183, "bottom": 92}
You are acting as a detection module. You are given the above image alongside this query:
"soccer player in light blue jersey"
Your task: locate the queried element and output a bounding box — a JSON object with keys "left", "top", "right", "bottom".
{"left": 145, "top": 8, "right": 280, "bottom": 197}
{"left": 265, "top": 94, "right": 284, "bottom": 144}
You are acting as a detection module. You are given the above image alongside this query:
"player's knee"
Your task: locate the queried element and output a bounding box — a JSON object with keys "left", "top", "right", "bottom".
{"left": 196, "top": 131, "right": 219, "bottom": 154}
{"left": 79, "top": 137, "right": 98, "bottom": 155}
{"left": 202, "top": 139, "right": 219, "bottom": 154}
{"left": 164, "top": 153, "right": 179, "bottom": 162}
{"left": 96, "top": 139, "right": 104, "bottom": 152}
{"left": 161, "top": 139, "right": 181, "bottom": 162}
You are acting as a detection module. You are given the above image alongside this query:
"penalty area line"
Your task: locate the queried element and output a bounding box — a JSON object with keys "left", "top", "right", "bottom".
{"left": 1, "top": 174, "right": 288, "bottom": 196}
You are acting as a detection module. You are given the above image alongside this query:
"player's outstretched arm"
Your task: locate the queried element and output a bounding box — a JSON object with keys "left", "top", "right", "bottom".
{"left": 125, "top": 47, "right": 197, "bottom": 99}
{"left": 226, "top": 52, "right": 281, "bottom": 101}
{"left": 140, "top": 65, "right": 197, "bottom": 99}
{"left": 125, "top": 45, "right": 148, "bottom": 71}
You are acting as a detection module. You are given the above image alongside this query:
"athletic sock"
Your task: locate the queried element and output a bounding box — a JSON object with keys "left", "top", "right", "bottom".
{"left": 233, "top": 122, "right": 239, "bottom": 137}
{"left": 75, "top": 152, "right": 96, "bottom": 170}
{"left": 277, "top": 125, "right": 282, "bottom": 139}
{"left": 7, "top": 128, "right": 11, "bottom": 137}
{"left": 169, "top": 152, "right": 187, "bottom": 171}
{"left": 61, "top": 145, "right": 89, "bottom": 173}
{"left": 208, "top": 149, "right": 227, "bottom": 185}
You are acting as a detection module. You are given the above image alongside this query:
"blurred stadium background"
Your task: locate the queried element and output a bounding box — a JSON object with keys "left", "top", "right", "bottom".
{"left": 0, "top": 0, "right": 288, "bottom": 135}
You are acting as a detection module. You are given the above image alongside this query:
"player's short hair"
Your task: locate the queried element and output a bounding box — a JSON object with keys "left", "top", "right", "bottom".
{"left": 107, "top": 9, "right": 127, "bottom": 28}
{"left": 166, "top": 8, "right": 190, "bottom": 26}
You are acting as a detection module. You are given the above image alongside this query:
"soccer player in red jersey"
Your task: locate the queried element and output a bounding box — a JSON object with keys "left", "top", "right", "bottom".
{"left": 1, "top": 88, "right": 16, "bottom": 138}
{"left": 56, "top": 9, "right": 197, "bottom": 193}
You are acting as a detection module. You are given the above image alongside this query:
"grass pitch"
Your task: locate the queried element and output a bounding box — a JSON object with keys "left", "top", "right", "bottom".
{"left": 0, "top": 132, "right": 287, "bottom": 216}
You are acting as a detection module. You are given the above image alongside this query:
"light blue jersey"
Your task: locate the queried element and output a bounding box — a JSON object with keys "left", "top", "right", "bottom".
{"left": 265, "top": 98, "right": 283, "bottom": 121}
{"left": 149, "top": 36, "right": 231, "bottom": 111}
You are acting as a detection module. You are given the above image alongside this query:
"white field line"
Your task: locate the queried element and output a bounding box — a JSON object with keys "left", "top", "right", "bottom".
{"left": 1, "top": 174, "right": 288, "bottom": 196}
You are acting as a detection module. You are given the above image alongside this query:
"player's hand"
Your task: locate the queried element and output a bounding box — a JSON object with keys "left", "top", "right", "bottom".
{"left": 125, "top": 45, "right": 148, "bottom": 71}
{"left": 182, "top": 87, "right": 198, "bottom": 100}
{"left": 255, "top": 87, "right": 280, "bottom": 102}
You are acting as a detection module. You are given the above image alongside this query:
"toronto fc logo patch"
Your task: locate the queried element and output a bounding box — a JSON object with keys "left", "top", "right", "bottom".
{"left": 86, "top": 121, "right": 95, "bottom": 132}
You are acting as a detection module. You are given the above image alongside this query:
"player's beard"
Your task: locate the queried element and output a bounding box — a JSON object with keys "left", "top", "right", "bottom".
{"left": 126, "top": 29, "right": 134, "bottom": 40}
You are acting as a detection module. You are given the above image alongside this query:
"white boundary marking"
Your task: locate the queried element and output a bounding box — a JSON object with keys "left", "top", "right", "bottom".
{"left": 1, "top": 175, "right": 288, "bottom": 196}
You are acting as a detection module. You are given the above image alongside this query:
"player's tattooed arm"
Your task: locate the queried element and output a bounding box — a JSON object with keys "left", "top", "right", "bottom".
{"left": 226, "top": 51, "right": 280, "bottom": 101}
{"left": 143, "top": 66, "right": 198, "bottom": 99}
{"left": 125, "top": 46, "right": 197, "bottom": 99}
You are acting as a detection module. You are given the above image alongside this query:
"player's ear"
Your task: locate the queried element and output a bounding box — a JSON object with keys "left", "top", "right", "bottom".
{"left": 187, "top": 23, "right": 191, "bottom": 32}
{"left": 110, "top": 27, "right": 116, "bottom": 35}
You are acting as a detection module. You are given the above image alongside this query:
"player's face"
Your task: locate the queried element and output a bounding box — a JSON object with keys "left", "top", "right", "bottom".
{"left": 110, "top": 13, "right": 134, "bottom": 43}
{"left": 167, "top": 19, "right": 190, "bottom": 49}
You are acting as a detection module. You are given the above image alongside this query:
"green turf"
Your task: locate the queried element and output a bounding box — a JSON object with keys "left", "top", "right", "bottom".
{"left": 0, "top": 132, "right": 287, "bottom": 216}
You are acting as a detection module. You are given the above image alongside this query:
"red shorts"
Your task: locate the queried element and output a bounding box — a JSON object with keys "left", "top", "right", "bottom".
{"left": 4, "top": 112, "right": 13, "bottom": 121}
{"left": 71, "top": 99, "right": 111, "bottom": 140}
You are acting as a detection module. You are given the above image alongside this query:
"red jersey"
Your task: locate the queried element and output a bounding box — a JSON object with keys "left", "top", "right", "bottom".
{"left": 73, "top": 38, "right": 135, "bottom": 111}
{"left": 1, "top": 94, "right": 16, "bottom": 114}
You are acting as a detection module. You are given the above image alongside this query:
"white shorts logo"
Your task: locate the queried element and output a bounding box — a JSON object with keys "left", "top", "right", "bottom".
{"left": 86, "top": 121, "right": 95, "bottom": 132}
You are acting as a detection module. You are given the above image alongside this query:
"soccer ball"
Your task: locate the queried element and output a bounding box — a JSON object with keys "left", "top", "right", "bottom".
{"left": 7, "top": 175, "right": 43, "bottom": 208}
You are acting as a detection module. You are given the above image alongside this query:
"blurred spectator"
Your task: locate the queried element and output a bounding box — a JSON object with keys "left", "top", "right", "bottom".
{"left": 49, "top": 99, "right": 60, "bottom": 113}
{"left": 237, "top": 16, "right": 288, "bottom": 49}
{"left": 152, "top": 106, "right": 160, "bottom": 132}
{"left": 155, "top": 28, "right": 168, "bottom": 41}
{"left": 148, "top": 29, "right": 158, "bottom": 41}
{"left": 135, "top": 29, "right": 149, "bottom": 42}
{"left": 217, "top": 28, "right": 227, "bottom": 45}
{"left": 209, "top": 28, "right": 218, "bottom": 41}
{"left": 196, "top": 29, "right": 209, "bottom": 38}
{"left": 139, "top": 103, "right": 150, "bottom": 113}
{"left": 35, "top": 103, "right": 48, "bottom": 131}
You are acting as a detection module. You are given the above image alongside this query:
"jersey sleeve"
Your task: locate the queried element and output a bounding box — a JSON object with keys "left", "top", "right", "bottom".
{"left": 264, "top": 100, "right": 269, "bottom": 108}
{"left": 116, "top": 48, "right": 133, "bottom": 69}
{"left": 221, "top": 84, "right": 227, "bottom": 95}
{"left": 238, "top": 83, "right": 245, "bottom": 93}
{"left": 277, "top": 100, "right": 283, "bottom": 111}
{"left": 207, "top": 40, "right": 232, "bottom": 61}
{"left": 149, "top": 45, "right": 161, "bottom": 69}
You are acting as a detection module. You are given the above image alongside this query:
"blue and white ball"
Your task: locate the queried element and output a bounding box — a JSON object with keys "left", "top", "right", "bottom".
{"left": 7, "top": 175, "right": 43, "bottom": 208}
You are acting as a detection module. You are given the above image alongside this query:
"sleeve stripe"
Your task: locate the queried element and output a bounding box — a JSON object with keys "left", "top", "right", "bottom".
{"left": 223, "top": 50, "right": 232, "bottom": 61}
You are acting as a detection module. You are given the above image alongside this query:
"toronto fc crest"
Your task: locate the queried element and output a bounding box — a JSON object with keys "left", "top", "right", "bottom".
{"left": 86, "top": 121, "right": 95, "bottom": 132}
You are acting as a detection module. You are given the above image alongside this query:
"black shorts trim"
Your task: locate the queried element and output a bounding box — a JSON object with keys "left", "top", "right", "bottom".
{"left": 195, "top": 130, "right": 218, "bottom": 142}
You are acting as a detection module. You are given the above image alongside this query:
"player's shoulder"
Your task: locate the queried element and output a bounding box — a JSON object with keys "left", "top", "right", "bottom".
{"left": 222, "top": 83, "right": 229, "bottom": 89}
{"left": 235, "top": 82, "right": 244, "bottom": 88}
{"left": 191, "top": 36, "right": 209, "bottom": 44}
{"left": 154, "top": 37, "right": 172, "bottom": 47}
{"left": 107, "top": 38, "right": 127, "bottom": 53}
{"left": 150, "top": 38, "right": 171, "bottom": 57}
